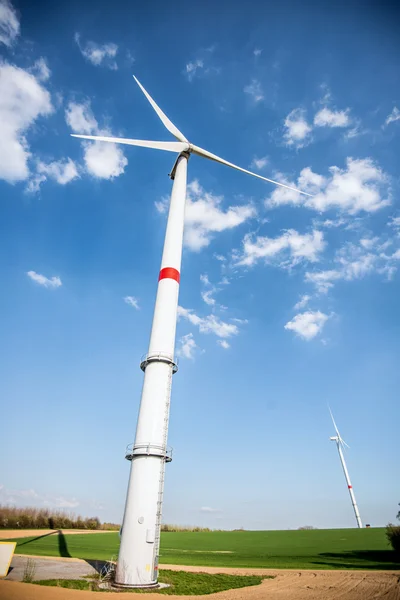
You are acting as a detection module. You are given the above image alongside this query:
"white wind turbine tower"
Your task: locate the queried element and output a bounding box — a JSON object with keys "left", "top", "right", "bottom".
{"left": 329, "top": 408, "right": 363, "bottom": 529}
{"left": 72, "top": 76, "right": 310, "bottom": 588}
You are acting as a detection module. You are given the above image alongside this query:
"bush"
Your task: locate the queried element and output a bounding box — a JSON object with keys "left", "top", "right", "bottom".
{"left": 22, "top": 558, "right": 36, "bottom": 583}
{"left": 161, "top": 524, "right": 212, "bottom": 532}
{"left": 386, "top": 524, "right": 400, "bottom": 553}
{"left": 85, "top": 517, "right": 101, "bottom": 530}
{"left": 0, "top": 505, "right": 118, "bottom": 531}
{"left": 101, "top": 522, "right": 120, "bottom": 531}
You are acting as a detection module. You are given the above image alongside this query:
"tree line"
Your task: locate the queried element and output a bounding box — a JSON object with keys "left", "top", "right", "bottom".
{"left": 0, "top": 505, "right": 119, "bottom": 530}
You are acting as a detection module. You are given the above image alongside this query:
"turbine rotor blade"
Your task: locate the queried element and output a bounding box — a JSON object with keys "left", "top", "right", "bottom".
{"left": 328, "top": 406, "right": 341, "bottom": 438}
{"left": 133, "top": 76, "right": 188, "bottom": 143}
{"left": 70, "top": 134, "right": 189, "bottom": 153}
{"left": 340, "top": 438, "right": 351, "bottom": 449}
{"left": 190, "top": 144, "right": 312, "bottom": 196}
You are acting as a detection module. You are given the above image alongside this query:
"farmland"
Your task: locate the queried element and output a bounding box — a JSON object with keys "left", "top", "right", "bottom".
{"left": 7, "top": 527, "right": 399, "bottom": 570}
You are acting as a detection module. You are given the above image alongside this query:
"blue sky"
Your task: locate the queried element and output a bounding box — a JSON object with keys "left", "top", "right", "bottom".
{"left": 0, "top": 0, "right": 399, "bottom": 530}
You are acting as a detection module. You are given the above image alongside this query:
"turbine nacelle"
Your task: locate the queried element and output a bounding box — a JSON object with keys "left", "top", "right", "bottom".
{"left": 329, "top": 407, "right": 350, "bottom": 449}
{"left": 71, "top": 76, "right": 312, "bottom": 197}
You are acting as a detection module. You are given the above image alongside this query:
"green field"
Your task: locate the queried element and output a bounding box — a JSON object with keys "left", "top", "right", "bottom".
{"left": 8, "top": 528, "right": 399, "bottom": 570}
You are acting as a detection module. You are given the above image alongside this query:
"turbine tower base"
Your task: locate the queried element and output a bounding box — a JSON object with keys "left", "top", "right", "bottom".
{"left": 111, "top": 581, "right": 161, "bottom": 590}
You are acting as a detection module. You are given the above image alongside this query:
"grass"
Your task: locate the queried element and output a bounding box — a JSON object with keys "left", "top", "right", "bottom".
{"left": 33, "top": 571, "right": 266, "bottom": 594}
{"left": 35, "top": 579, "right": 91, "bottom": 590}
{"left": 7, "top": 528, "right": 400, "bottom": 570}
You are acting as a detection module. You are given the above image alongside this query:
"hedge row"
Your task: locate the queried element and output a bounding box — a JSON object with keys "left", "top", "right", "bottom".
{"left": 0, "top": 505, "right": 118, "bottom": 530}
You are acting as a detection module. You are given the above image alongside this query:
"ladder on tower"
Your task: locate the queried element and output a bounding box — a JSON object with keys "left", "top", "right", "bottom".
{"left": 152, "top": 364, "right": 173, "bottom": 577}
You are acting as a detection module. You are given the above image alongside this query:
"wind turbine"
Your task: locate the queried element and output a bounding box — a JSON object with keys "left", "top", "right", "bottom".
{"left": 71, "top": 76, "right": 310, "bottom": 588}
{"left": 329, "top": 408, "right": 363, "bottom": 529}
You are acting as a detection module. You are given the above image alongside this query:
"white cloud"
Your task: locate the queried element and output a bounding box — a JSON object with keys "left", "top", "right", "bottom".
{"left": 305, "top": 236, "right": 400, "bottom": 292}
{"left": 178, "top": 306, "right": 239, "bottom": 339}
{"left": 27, "top": 158, "right": 79, "bottom": 193}
{"left": 177, "top": 333, "right": 198, "bottom": 359}
{"left": 184, "top": 59, "right": 204, "bottom": 82}
{"left": 0, "top": 62, "right": 53, "bottom": 183}
{"left": 41, "top": 159, "right": 78, "bottom": 184}
{"left": 199, "top": 273, "right": 230, "bottom": 310}
{"left": 65, "top": 101, "right": 98, "bottom": 134}
{"left": 27, "top": 271, "right": 62, "bottom": 288}
{"left": 306, "top": 256, "right": 376, "bottom": 293}
{"left": 200, "top": 274, "right": 211, "bottom": 286}
{"left": 217, "top": 340, "right": 230, "bottom": 349}
{"left": 388, "top": 217, "right": 400, "bottom": 244}
{"left": 0, "top": 484, "right": 79, "bottom": 509}
{"left": 26, "top": 174, "right": 44, "bottom": 193}
{"left": 359, "top": 237, "right": 379, "bottom": 250}
{"left": 250, "top": 156, "right": 268, "bottom": 170}
{"left": 254, "top": 48, "right": 262, "bottom": 57}
{"left": 284, "top": 310, "right": 329, "bottom": 340}
{"left": 184, "top": 180, "right": 256, "bottom": 251}
{"left": 344, "top": 125, "right": 363, "bottom": 140}
{"left": 319, "top": 84, "right": 332, "bottom": 105}
{"left": 294, "top": 294, "right": 311, "bottom": 310}
{"left": 65, "top": 101, "right": 128, "bottom": 180}
{"left": 389, "top": 216, "right": 400, "bottom": 230}
{"left": 201, "top": 290, "right": 216, "bottom": 306}
{"left": 267, "top": 158, "right": 390, "bottom": 214}
{"left": 283, "top": 108, "right": 312, "bottom": 148}
{"left": 334, "top": 242, "right": 379, "bottom": 282}
{"left": 183, "top": 47, "right": 218, "bottom": 82}
{"left": 384, "top": 107, "right": 400, "bottom": 127}
{"left": 155, "top": 197, "right": 169, "bottom": 214}
{"left": 0, "top": 485, "right": 39, "bottom": 501}
{"left": 0, "top": 0, "right": 19, "bottom": 46}
{"left": 200, "top": 506, "right": 221, "bottom": 513}
{"left": 314, "top": 107, "right": 351, "bottom": 128}
{"left": 75, "top": 33, "right": 118, "bottom": 70}
{"left": 235, "top": 229, "right": 325, "bottom": 268}
{"left": 43, "top": 496, "right": 80, "bottom": 509}
{"left": 84, "top": 140, "right": 127, "bottom": 179}
{"left": 32, "top": 58, "right": 51, "bottom": 82}
{"left": 200, "top": 273, "right": 219, "bottom": 306}
{"left": 305, "top": 269, "right": 342, "bottom": 293}
{"left": 392, "top": 249, "right": 400, "bottom": 260}
{"left": 244, "top": 79, "right": 264, "bottom": 103}
{"left": 124, "top": 296, "right": 139, "bottom": 310}
{"left": 125, "top": 50, "right": 135, "bottom": 66}
{"left": 316, "top": 218, "right": 347, "bottom": 229}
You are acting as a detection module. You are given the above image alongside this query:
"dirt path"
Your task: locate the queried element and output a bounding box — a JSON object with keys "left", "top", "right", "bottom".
{"left": 0, "top": 529, "right": 115, "bottom": 540}
{"left": 1, "top": 564, "right": 399, "bottom": 600}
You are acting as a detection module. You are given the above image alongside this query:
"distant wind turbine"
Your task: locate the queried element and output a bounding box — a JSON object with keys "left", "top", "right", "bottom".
{"left": 72, "top": 76, "right": 310, "bottom": 588}
{"left": 329, "top": 408, "right": 363, "bottom": 529}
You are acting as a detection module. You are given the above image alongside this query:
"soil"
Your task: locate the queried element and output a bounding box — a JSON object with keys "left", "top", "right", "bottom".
{"left": 1, "top": 562, "right": 399, "bottom": 600}
{"left": 0, "top": 530, "right": 114, "bottom": 540}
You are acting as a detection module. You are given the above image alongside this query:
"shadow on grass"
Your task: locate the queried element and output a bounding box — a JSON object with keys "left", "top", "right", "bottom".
{"left": 16, "top": 531, "right": 58, "bottom": 547}
{"left": 57, "top": 530, "right": 71, "bottom": 558}
{"left": 16, "top": 529, "right": 71, "bottom": 558}
{"left": 314, "top": 550, "right": 400, "bottom": 570}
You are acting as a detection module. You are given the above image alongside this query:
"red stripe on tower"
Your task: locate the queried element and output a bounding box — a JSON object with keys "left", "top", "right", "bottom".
{"left": 348, "top": 485, "right": 352, "bottom": 489}
{"left": 159, "top": 267, "right": 180, "bottom": 284}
